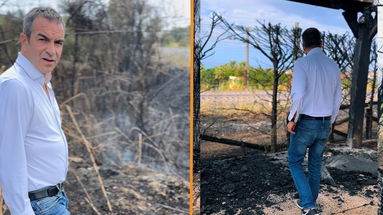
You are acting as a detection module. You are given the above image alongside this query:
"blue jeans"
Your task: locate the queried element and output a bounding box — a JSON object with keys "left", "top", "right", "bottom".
{"left": 288, "top": 119, "right": 330, "bottom": 209}
{"left": 30, "top": 189, "right": 70, "bottom": 215}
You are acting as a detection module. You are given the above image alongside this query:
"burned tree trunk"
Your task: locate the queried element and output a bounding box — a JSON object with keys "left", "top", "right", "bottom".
{"left": 270, "top": 69, "right": 279, "bottom": 152}
{"left": 194, "top": 10, "right": 228, "bottom": 169}
{"left": 218, "top": 18, "right": 300, "bottom": 152}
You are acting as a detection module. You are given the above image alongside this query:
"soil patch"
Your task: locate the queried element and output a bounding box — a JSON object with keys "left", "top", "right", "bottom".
{"left": 199, "top": 142, "right": 378, "bottom": 215}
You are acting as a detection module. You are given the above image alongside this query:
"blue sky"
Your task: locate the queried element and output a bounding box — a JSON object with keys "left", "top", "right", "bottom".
{"left": 201, "top": 0, "right": 352, "bottom": 68}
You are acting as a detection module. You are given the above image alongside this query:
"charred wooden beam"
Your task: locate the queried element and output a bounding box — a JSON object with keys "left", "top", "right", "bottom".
{"left": 362, "top": 139, "right": 377, "bottom": 144}
{"left": 346, "top": 6, "right": 377, "bottom": 148}
{"left": 200, "top": 134, "right": 265, "bottom": 151}
{"left": 333, "top": 129, "right": 348, "bottom": 138}
{"left": 340, "top": 101, "right": 377, "bottom": 110}
{"left": 343, "top": 10, "right": 359, "bottom": 38}
{"left": 287, "top": 0, "right": 372, "bottom": 12}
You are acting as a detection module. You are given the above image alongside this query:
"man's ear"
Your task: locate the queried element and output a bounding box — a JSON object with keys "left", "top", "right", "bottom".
{"left": 20, "top": 33, "right": 28, "bottom": 46}
{"left": 320, "top": 41, "right": 323, "bottom": 48}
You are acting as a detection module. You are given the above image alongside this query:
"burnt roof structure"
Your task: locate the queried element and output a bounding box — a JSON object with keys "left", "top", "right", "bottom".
{"left": 288, "top": 0, "right": 373, "bottom": 12}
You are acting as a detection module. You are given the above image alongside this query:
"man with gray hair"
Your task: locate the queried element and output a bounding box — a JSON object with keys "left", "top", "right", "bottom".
{"left": 0, "top": 7, "right": 70, "bottom": 214}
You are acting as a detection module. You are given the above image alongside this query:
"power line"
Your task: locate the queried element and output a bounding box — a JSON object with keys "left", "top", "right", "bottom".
{"left": 73, "top": 29, "right": 190, "bottom": 35}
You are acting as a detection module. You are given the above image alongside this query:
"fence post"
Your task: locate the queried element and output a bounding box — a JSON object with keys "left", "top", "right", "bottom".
{"left": 366, "top": 108, "right": 372, "bottom": 139}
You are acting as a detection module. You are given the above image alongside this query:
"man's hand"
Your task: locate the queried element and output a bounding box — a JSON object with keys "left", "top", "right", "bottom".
{"left": 287, "top": 121, "right": 296, "bottom": 134}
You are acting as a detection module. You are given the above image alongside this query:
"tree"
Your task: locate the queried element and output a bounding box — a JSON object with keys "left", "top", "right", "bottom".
{"left": 161, "top": 26, "right": 190, "bottom": 47}
{"left": 0, "top": 11, "right": 23, "bottom": 69}
{"left": 220, "top": 16, "right": 301, "bottom": 152}
{"left": 61, "top": 0, "right": 96, "bottom": 97}
{"left": 200, "top": 65, "right": 216, "bottom": 90}
{"left": 323, "top": 32, "right": 355, "bottom": 104}
{"left": 194, "top": 7, "right": 229, "bottom": 170}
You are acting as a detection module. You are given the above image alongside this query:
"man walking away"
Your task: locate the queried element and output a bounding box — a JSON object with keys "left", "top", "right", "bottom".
{"left": 287, "top": 27, "right": 342, "bottom": 215}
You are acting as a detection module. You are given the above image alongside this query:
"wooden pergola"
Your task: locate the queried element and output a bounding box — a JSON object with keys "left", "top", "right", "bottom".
{"left": 288, "top": 0, "right": 377, "bottom": 148}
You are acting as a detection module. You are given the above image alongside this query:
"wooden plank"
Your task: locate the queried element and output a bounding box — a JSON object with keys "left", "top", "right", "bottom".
{"left": 200, "top": 134, "right": 265, "bottom": 151}
{"left": 346, "top": 7, "right": 376, "bottom": 148}
{"left": 340, "top": 101, "right": 377, "bottom": 110}
{"left": 333, "top": 129, "right": 348, "bottom": 138}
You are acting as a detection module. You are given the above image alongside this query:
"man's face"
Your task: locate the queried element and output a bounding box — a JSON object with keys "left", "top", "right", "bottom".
{"left": 20, "top": 16, "right": 64, "bottom": 74}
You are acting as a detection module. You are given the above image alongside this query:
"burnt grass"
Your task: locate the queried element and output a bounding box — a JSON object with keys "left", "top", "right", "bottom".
{"left": 64, "top": 163, "right": 189, "bottom": 215}
{"left": 200, "top": 149, "right": 378, "bottom": 215}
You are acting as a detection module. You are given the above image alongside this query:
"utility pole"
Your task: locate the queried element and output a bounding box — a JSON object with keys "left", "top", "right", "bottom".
{"left": 243, "top": 26, "right": 255, "bottom": 89}
{"left": 245, "top": 32, "right": 249, "bottom": 89}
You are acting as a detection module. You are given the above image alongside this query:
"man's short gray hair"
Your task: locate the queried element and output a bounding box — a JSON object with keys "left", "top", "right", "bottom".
{"left": 23, "top": 7, "right": 65, "bottom": 40}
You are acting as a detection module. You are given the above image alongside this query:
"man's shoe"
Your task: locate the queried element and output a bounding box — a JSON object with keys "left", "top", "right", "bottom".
{"left": 295, "top": 200, "right": 303, "bottom": 210}
{"left": 301, "top": 209, "right": 319, "bottom": 215}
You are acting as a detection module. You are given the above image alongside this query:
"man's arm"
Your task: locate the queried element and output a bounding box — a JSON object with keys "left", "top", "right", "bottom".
{"left": 288, "top": 60, "right": 306, "bottom": 123}
{"left": 0, "top": 79, "right": 34, "bottom": 215}
{"left": 331, "top": 72, "right": 342, "bottom": 124}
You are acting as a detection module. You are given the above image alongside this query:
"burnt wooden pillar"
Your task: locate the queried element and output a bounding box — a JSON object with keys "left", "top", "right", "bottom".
{"left": 193, "top": 0, "right": 201, "bottom": 172}
{"left": 378, "top": 3, "right": 383, "bottom": 214}
{"left": 365, "top": 107, "right": 372, "bottom": 139}
{"left": 343, "top": 7, "right": 377, "bottom": 148}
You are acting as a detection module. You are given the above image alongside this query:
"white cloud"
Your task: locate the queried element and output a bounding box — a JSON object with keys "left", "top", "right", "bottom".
{"left": 202, "top": 0, "right": 349, "bottom": 34}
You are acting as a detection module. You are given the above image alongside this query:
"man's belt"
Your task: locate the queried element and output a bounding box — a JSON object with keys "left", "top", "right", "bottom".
{"left": 300, "top": 114, "right": 331, "bottom": 120}
{"left": 28, "top": 183, "right": 62, "bottom": 201}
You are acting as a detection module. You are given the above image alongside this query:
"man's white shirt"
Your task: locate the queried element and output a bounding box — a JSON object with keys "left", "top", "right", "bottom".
{"left": 288, "top": 47, "right": 342, "bottom": 123}
{"left": 0, "top": 53, "right": 68, "bottom": 215}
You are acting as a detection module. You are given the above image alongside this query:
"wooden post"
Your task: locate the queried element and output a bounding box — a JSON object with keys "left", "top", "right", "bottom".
{"left": 344, "top": 7, "right": 377, "bottom": 148}
{"left": 376, "top": 4, "right": 383, "bottom": 214}
{"left": 366, "top": 108, "right": 372, "bottom": 139}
